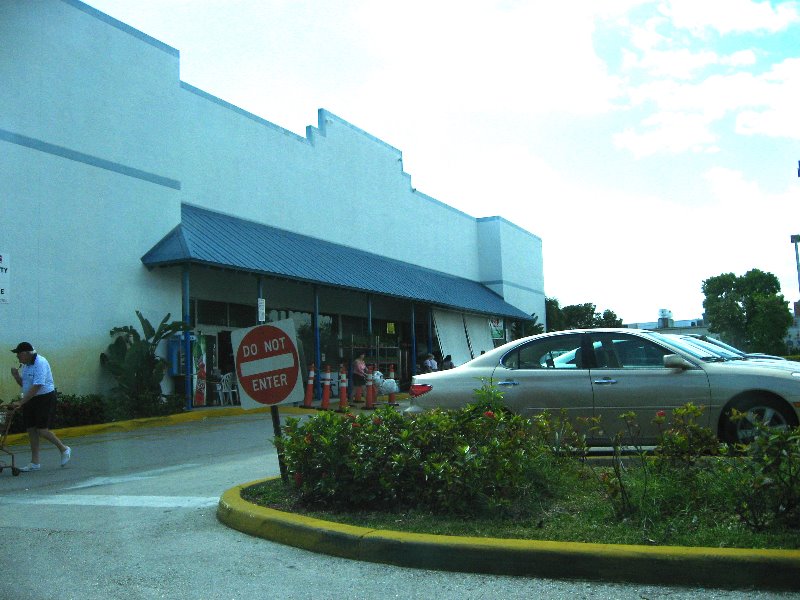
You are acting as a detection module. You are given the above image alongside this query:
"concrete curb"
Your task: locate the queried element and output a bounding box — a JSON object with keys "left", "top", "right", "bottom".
{"left": 218, "top": 478, "right": 800, "bottom": 590}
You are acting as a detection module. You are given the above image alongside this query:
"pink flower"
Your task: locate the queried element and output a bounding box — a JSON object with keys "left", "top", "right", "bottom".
{"left": 372, "top": 417, "right": 383, "bottom": 426}
{"left": 352, "top": 422, "right": 361, "bottom": 428}
{"left": 484, "top": 411, "right": 495, "bottom": 419}
{"left": 656, "top": 410, "right": 666, "bottom": 418}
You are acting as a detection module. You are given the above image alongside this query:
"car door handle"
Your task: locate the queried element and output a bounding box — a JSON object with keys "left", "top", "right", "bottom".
{"left": 593, "top": 378, "right": 617, "bottom": 385}
{"left": 497, "top": 380, "right": 519, "bottom": 386}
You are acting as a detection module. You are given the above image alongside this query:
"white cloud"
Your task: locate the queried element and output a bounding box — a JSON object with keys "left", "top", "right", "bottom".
{"left": 616, "top": 55, "right": 800, "bottom": 156}
{"left": 613, "top": 111, "right": 719, "bottom": 156}
{"left": 629, "top": 48, "right": 720, "bottom": 79}
{"left": 721, "top": 49, "right": 757, "bottom": 67}
{"left": 625, "top": 48, "right": 758, "bottom": 80}
{"left": 735, "top": 57, "right": 800, "bottom": 138}
{"left": 661, "top": 0, "right": 800, "bottom": 35}
{"left": 346, "top": 1, "right": 623, "bottom": 118}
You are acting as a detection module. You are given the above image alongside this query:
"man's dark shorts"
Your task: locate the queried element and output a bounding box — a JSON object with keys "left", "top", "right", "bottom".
{"left": 22, "top": 390, "right": 57, "bottom": 430}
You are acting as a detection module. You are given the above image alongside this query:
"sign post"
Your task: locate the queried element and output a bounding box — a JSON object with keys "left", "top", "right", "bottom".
{"left": 231, "top": 319, "right": 304, "bottom": 482}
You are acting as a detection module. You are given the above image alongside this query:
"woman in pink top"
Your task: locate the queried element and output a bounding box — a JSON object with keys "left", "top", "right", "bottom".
{"left": 351, "top": 353, "right": 367, "bottom": 402}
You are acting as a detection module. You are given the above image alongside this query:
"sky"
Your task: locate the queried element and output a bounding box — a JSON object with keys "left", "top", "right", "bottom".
{"left": 82, "top": 0, "right": 800, "bottom": 324}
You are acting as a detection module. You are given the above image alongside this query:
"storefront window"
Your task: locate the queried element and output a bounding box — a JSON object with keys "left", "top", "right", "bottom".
{"left": 229, "top": 303, "right": 256, "bottom": 328}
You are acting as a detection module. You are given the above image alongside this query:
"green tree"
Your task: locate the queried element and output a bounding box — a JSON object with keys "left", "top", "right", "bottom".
{"left": 702, "top": 269, "right": 792, "bottom": 355}
{"left": 512, "top": 313, "right": 545, "bottom": 339}
{"left": 545, "top": 297, "right": 565, "bottom": 332}
{"left": 561, "top": 303, "right": 598, "bottom": 329}
{"left": 596, "top": 309, "right": 623, "bottom": 328}
{"left": 546, "top": 298, "right": 624, "bottom": 331}
{"left": 100, "top": 311, "right": 190, "bottom": 418}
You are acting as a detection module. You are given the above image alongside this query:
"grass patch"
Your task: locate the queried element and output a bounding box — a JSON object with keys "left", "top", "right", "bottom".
{"left": 241, "top": 465, "right": 800, "bottom": 550}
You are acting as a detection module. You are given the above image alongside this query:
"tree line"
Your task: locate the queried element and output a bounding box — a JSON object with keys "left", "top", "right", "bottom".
{"left": 529, "top": 268, "right": 793, "bottom": 355}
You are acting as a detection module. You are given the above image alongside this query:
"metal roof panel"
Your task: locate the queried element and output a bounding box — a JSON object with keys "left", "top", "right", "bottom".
{"left": 141, "top": 204, "right": 531, "bottom": 320}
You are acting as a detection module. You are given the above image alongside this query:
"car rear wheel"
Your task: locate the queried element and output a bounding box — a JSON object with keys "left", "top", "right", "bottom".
{"left": 721, "top": 396, "right": 797, "bottom": 444}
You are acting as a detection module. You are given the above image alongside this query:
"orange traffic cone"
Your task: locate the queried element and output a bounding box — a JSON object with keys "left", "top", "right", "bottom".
{"left": 302, "top": 364, "right": 315, "bottom": 409}
{"left": 319, "top": 365, "right": 331, "bottom": 410}
{"left": 336, "top": 364, "right": 349, "bottom": 412}
{"left": 364, "top": 365, "right": 375, "bottom": 410}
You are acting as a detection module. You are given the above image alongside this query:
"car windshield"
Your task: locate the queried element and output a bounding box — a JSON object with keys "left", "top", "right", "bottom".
{"left": 685, "top": 335, "right": 747, "bottom": 357}
{"left": 665, "top": 335, "right": 744, "bottom": 361}
{"left": 645, "top": 332, "right": 727, "bottom": 362}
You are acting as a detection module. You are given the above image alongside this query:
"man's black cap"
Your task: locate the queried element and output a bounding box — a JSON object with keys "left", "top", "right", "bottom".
{"left": 11, "top": 342, "right": 35, "bottom": 354}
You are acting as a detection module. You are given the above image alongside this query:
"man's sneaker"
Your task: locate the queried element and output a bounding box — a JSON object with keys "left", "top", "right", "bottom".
{"left": 60, "top": 446, "right": 71, "bottom": 467}
{"left": 19, "top": 463, "right": 41, "bottom": 472}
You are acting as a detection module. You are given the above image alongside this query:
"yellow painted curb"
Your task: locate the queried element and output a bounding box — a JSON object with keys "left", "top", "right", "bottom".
{"left": 217, "top": 478, "right": 800, "bottom": 590}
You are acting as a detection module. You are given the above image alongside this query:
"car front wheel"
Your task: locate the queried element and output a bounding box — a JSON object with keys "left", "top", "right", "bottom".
{"left": 721, "top": 396, "right": 797, "bottom": 444}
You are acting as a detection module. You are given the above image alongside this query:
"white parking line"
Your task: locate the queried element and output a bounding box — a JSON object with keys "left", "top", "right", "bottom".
{"left": 65, "top": 464, "right": 201, "bottom": 490}
{"left": 0, "top": 494, "right": 219, "bottom": 508}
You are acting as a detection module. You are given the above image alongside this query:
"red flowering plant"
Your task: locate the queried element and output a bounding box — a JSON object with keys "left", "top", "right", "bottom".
{"left": 652, "top": 403, "right": 720, "bottom": 469}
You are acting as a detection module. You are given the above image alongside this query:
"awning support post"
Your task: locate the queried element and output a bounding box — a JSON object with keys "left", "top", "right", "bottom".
{"left": 182, "top": 265, "right": 192, "bottom": 411}
{"left": 313, "top": 285, "right": 322, "bottom": 400}
{"left": 427, "top": 308, "right": 434, "bottom": 355}
{"left": 410, "top": 303, "right": 417, "bottom": 376}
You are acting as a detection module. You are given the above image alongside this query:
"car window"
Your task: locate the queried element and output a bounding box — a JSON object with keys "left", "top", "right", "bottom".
{"left": 502, "top": 334, "right": 584, "bottom": 369}
{"left": 590, "top": 333, "right": 671, "bottom": 368}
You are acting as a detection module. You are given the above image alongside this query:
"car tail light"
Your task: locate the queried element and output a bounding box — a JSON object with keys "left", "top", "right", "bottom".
{"left": 409, "top": 383, "right": 433, "bottom": 397}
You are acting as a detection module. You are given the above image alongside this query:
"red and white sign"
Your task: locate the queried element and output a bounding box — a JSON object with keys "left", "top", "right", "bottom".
{"left": 231, "top": 319, "right": 303, "bottom": 408}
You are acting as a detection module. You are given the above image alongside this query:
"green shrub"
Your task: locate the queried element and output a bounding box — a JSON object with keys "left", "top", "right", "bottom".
{"left": 54, "top": 393, "right": 106, "bottom": 428}
{"left": 652, "top": 403, "right": 721, "bottom": 469}
{"left": 727, "top": 425, "right": 800, "bottom": 530}
{"left": 100, "top": 311, "right": 189, "bottom": 420}
{"left": 276, "top": 391, "right": 565, "bottom": 516}
{"left": 2, "top": 393, "right": 108, "bottom": 433}
{"left": 102, "top": 391, "right": 185, "bottom": 422}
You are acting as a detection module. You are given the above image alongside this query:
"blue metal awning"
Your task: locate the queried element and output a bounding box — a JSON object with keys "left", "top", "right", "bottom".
{"left": 141, "top": 204, "right": 531, "bottom": 320}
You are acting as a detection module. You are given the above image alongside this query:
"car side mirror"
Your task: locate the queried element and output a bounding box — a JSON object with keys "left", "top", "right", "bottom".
{"left": 664, "top": 354, "right": 694, "bottom": 369}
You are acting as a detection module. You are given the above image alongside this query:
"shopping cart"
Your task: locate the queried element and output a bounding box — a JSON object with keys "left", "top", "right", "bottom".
{"left": 0, "top": 405, "right": 21, "bottom": 476}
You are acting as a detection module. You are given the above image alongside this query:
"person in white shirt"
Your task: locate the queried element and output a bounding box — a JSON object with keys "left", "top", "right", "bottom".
{"left": 9, "top": 342, "right": 71, "bottom": 471}
{"left": 423, "top": 353, "right": 438, "bottom": 373}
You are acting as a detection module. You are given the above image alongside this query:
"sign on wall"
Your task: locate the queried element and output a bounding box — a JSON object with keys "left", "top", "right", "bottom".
{"left": 231, "top": 319, "right": 303, "bottom": 409}
{"left": 489, "top": 317, "right": 504, "bottom": 339}
{"left": 0, "top": 252, "right": 8, "bottom": 303}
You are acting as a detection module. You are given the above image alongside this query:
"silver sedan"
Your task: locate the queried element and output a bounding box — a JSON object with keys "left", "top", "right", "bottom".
{"left": 406, "top": 329, "right": 800, "bottom": 444}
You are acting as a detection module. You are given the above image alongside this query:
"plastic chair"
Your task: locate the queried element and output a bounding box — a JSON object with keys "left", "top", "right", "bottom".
{"left": 218, "top": 372, "right": 239, "bottom": 405}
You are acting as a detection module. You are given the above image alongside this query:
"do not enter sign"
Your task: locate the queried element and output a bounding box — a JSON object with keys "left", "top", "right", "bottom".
{"left": 231, "top": 320, "right": 303, "bottom": 408}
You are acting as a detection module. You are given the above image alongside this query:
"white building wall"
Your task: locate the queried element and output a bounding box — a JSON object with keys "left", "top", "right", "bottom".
{"left": 477, "top": 217, "right": 545, "bottom": 322}
{"left": 1, "top": 0, "right": 183, "bottom": 395}
{"left": 177, "top": 87, "right": 482, "bottom": 280}
{"left": 0, "top": 0, "right": 544, "bottom": 397}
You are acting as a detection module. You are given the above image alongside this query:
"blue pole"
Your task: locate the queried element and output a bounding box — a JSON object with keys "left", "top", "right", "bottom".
{"left": 182, "top": 265, "right": 192, "bottom": 411}
{"left": 313, "top": 285, "right": 322, "bottom": 400}
{"left": 427, "top": 308, "right": 433, "bottom": 354}
{"left": 367, "top": 295, "right": 373, "bottom": 336}
{"left": 410, "top": 303, "right": 417, "bottom": 376}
